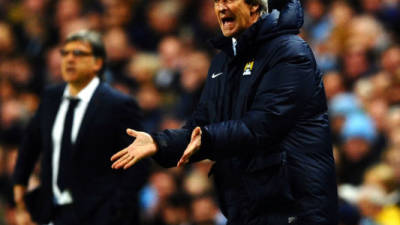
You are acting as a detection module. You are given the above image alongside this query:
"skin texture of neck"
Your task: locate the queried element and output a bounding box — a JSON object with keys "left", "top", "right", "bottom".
{"left": 68, "top": 75, "right": 96, "bottom": 97}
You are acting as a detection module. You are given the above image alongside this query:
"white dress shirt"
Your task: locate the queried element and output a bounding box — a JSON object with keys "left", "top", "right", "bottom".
{"left": 232, "top": 37, "right": 237, "bottom": 56}
{"left": 51, "top": 77, "right": 100, "bottom": 205}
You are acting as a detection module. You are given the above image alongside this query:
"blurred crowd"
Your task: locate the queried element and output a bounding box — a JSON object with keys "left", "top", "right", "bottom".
{"left": 0, "top": 0, "right": 399, "bottom": 224}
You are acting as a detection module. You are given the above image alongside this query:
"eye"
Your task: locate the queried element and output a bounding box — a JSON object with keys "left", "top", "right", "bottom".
{"left": 59, "top": 49, "right": 93, "bottom": 57}
{"left": 72, "top": 50, "right": 92, "bottom": 57}
{"left": 60, "top": 49, "right": 68, "bottom": 56}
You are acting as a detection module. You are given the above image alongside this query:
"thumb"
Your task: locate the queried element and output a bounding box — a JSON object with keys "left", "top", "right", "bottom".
{"left": 126, "top": 128, "right": 138, "bottom": 137}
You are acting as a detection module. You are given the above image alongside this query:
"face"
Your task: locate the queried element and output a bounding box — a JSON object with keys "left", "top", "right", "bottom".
{"left": 60, "top": 41, "right": 102, "bottom": 85}
{"left": 214, "top": 0, "right": 260, "bottom": 37}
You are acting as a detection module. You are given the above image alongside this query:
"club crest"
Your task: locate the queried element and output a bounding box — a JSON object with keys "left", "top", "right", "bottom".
{"left": 243, "top": 60, "right": 254, "bottom": 76}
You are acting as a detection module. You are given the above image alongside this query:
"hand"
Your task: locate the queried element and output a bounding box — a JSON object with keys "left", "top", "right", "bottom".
{"left": 13, "top": 185, "right": 36, "bottom": 225}
{"left": 15, "top": 208, "right": 36, "bottom": 225}
{"left": 111, "top": 129, "right": 158, "bottom": 170}
{"left": 14, "top": 185, "right": 26, "bottom": 209}
{"left": 177, "top": 127, "right": 202, "bottom": 167}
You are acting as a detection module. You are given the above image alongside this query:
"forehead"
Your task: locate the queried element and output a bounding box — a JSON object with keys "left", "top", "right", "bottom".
{"left": 214, "top": 0, "right": 247, "bottom": 4}
{"left": 63, "top": 40, "right": 92, "bottom": 50}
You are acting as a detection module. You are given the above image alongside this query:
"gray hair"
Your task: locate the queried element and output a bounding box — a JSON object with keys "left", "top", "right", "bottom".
{"left": 64, "top": 30, "right": 106, "bottom": 78}
{"left": 246, "top": 0, "right": 269, "bottom": 15}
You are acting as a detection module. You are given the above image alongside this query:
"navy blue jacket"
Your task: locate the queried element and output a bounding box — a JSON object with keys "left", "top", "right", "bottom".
{"left": 152, "top": 0, "right": 338, "bottom": 224}
{"left": 14, "top": 82, "right": 149, "bottom": 225}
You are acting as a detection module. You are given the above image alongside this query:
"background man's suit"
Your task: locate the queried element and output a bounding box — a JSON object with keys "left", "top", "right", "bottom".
{"left": 13, "top": 81, "right": 149, "bottom": 225}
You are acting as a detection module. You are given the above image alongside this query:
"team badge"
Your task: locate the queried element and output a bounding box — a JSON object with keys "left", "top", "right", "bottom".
{"left": 243, "top": 60, "right": 254, "bottom": 76}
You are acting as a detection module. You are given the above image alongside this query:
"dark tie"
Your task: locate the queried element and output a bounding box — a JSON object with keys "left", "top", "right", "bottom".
{"left": 58, "top": 97, "right": 80, "bottom": 192}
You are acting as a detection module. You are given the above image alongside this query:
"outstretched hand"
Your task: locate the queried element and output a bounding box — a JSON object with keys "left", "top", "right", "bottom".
{"left": 111, "top": 129, "right": 158, "bottom": 170}
{"left": 177, "top": 127, "right": 202, "bottom": 167}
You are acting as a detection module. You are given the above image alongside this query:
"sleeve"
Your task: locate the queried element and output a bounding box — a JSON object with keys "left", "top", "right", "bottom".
{"left": 13, "top": 101, "right": 43, "bottom": 186}
{"left": 151, "top": 74, "right": 214, "bottom": 168}
{"left": 111, "top": 97, "right": 150, "bottom": 225}
{"left": 201, "top": 50, "right": 317, "bottom": 159}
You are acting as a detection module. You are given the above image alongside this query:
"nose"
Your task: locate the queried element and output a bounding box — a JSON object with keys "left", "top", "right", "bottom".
{"left": 215, "top": 1, "right": 228, "bottom": 11}
{"left": 63, "top": 53, "right": 76, "bottom": 64}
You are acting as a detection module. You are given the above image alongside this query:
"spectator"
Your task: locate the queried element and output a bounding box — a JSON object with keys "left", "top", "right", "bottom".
{"left": 338, "top": 113, "right": 378, "bottom": 185}
{"left": 191, "top": 193, "right": 226, "bottom": 225}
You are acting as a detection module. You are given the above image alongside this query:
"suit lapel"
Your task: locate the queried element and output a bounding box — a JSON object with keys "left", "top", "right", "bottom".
{"left": 73, "top": 83, "right": 107, "bottom": 154}
{"left": 44, "top": 85, "right": 66, "bottom": 153}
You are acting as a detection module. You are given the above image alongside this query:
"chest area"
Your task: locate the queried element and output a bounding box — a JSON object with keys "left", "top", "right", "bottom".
{"left": 40, "top": 97, "right": 115, "bottom": 146}
{"left": 207, "top": 57, "right": 268, "bottom": 120}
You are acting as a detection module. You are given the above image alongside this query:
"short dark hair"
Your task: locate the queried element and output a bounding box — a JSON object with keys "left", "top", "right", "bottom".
{"left": 64, "top": 30, "right": 106, "bottom": 78}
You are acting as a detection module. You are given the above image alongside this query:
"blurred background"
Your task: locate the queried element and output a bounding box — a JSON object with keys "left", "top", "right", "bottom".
{"left": 0, "top": 0, "right": 399, "bottom": 224}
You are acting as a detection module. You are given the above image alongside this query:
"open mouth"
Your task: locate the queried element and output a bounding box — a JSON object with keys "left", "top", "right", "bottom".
{"left": 221, "top": 16, "right": 235, "bottom": 26}
{"left": 66, "top": 67, "right": 76, "bottom": 73}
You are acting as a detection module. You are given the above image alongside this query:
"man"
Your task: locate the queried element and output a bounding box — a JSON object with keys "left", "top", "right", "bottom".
{"left": 111, "top": 0, "right": 338, "bottom": 224}
{"left": 13, "top": 30, "right": 149, "bottom": 225}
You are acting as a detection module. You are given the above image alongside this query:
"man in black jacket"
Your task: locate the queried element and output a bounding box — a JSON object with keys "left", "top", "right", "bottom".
{"left": 112, "top": 0, "right": 338, "bottom": 224}
{"left": 13, "top": 30, "right": 149, "bottom": 225}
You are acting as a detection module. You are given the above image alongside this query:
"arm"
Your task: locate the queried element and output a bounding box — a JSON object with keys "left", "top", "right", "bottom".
{"left": 150, "top": 79, "right": 213, "bottom": 167}
{"left": 200, "top": 55, "right": 317, "bottom": 159}
{"left": 150, "top": 49, "right": 319, "bottom": 165}
{"left": 111, "top": 50, "right": 317, "bottom": 168}
{"left": 111, "top": 77, "right": 213, "bottom": 169}
{"left": 13, "top": 109, "right": 42, "bottom": 187}
{"left": 176, "top": 54, "right": 318, "bottom": 165}
{"left": 13, "top": 104, "right": 43, "bottom": 225}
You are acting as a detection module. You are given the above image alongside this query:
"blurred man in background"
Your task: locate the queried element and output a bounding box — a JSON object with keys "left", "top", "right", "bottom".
{"left": 13, "top": 30, "right": 149, "bottom": 225}
{"left": 111, "top": 0, "right": 338, "bottom": 224}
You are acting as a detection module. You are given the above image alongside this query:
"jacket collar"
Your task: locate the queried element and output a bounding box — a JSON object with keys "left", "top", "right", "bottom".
{"left": 73, "top": 82, "right": 107, "bottom": 151}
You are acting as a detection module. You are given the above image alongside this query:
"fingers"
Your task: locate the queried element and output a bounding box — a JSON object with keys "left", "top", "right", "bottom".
{"left": 191, "top": 127, "right": 201, "bottom": 139}
{"left": 113, "top": 154, "right": 141, "bottom": 170}
{"left": 126, "top": 128, "right": 138, "bottom": 137}
{"left": 112, "top": 153, "right": 132, "bottom": 169}
{"left": 177, "top": 127, "right": 202, "bottom": 167}
{"left": 110, "top": 149, "right": 127, "bottom": 162}
{"left": 177, "top": 144, "right": 194, "bottom": 167}
{"left": 123, "top": 157, "right": 140, "bottom": 170}
{"left": 116, "top": 153, "right": 131, "bottom": 164}
{"left": 111, "top": 149, "right": 131, "bottom": 169}
{"left": 177, "top": 153, "right": 189, "bottom": 167}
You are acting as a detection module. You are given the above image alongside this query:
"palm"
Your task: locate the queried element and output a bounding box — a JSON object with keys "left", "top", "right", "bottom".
{"left": 177, "top": 127, "right": 202, "bottom": 167}
{"left": 111, "top": 129, "right": 157, "bottom": 169}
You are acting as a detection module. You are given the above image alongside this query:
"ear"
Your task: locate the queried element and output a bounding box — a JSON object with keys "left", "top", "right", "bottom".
{"left": 94, "top": 58, "right": 103, "bottom": 73}
{"left": 250, "top": 4, "right": 259, "bottom": 15}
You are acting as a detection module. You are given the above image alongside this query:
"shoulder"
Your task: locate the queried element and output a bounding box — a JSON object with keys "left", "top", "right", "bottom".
{"left": 99, "top": 83, "right": 130, "bottom": 101}
{"left": 99, "top": 83, "right": 140, "bottom": 109}
{"left": 42, "top": 83, "right": 66, "bottom": 95}
{"left": 265, "top": 35, "right": 315, "bottom": 65}
{"left": 39, "top": 83, "right": 66, "bottom": 103}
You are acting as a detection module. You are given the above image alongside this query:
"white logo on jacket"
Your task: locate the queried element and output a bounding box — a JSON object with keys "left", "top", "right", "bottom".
{"left": 288, "top": 216, "right": 297, "bottom": 224}
{"left": 211, "top": 72, "right": 223, "bottom": 79}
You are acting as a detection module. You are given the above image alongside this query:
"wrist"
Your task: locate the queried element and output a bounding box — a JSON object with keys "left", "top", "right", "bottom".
{"left": 16, "top": 201, "right": 26, "bottom": 211}
{"left": 13, "top": 185, "right": 26, "bottom": 204}
{"left": 149, "top": 133, "right": 160, "bottom": 155}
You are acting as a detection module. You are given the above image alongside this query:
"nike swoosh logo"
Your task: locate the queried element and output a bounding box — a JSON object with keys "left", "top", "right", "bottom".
{"left": 211, "top": 72, "right": 223, "bottom": 79}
